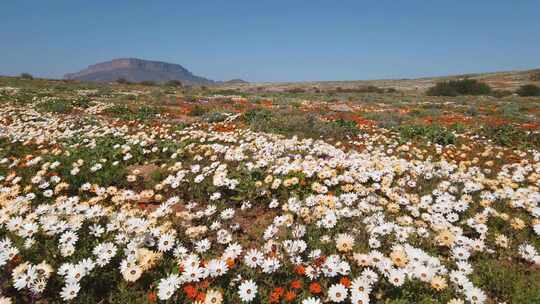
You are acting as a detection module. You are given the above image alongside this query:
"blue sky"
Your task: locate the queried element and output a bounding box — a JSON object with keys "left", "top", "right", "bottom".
{"left": 1, "top": 0, "right": 539, "bottom": 82}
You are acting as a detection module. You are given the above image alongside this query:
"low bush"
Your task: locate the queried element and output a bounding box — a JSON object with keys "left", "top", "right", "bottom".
{"left": 398, "top": 125, "right": 456, "bottom": 145}
{"left": 479, "top": 124, "right": 540, "bottom": 148}
{"left": 499, "top": 103, "right": 526, "bottom": 121}
{"left": 116, "top": 78, "right": 131, "bottom": 84}
{"left": 203, "top": 111, "right": 231, "bottom": 123}
{"left": 426, "top": 79, "right": 492, "bottom": 96}
{"left": 333, "top": 85, "right": 389, "bottom": 94}
{"left": 136, "top": 105, "right": 161, "bottom": 120}
{"left": 287, "top": 87, "right": 306, "bottom": 93}
{"left": 362, "top": 111, "right": 406, "bottom": 129}
{"left": 183, "top": 95, "right": 200, "bottom": 103}
{"left": 244, "top": 108, "right": 273, "bottom": 124}
{"left": 37, "top": 99, "right": 74, "bottom": 113}
{"left": 243, "top": 108, "right": 359, "bottom": 140}
{"left": 516, "top": 84, "right": 540, "bottom": 97}
{"left": 165, "top": 80, "right": 183, "bottom": 87}
{"left": 189, "top": 105, "right": 208, "bottom": 116}
{"left": 105, "top": 104, "right": 160, "bottom": 120}
{"left": 139, "top": 80, "right": 156, "bottom": 86}
{"left": 465, "top": 105, "right": 479, "bottom": 117}
{"left": 490, "top": 90, "right": 513, "bottom": 98}
{"left": 20, "top": 73, "right": 34, "bottom": 80}
{"left": 71, "top": 97, "right": 94, "bottom": 108}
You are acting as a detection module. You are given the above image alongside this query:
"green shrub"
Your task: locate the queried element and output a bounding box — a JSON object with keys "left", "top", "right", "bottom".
{"left": 287, "top": 87, "right": 306, "bottom": 93}
{"left": 516, "top": 84, "right": 540, "bottom": 97}
{"left": 244, "top": 109, "right": 273, "bottom": 124}
{"left": 165, "top": 80, "right": 183, "bottom": 87}
{"left": 499, "top": 103, "right": 525, "bottom": 121}
{"left": 37, "top": 99, "right": 74, "bottom": 113}
{"left": 465, "top": 105, "right": 479, "bottom": 116}
{"left": 106, "top": 104, "right": 131, "bottom": 115}
{"left": 490, "top": 89, "right": 513, "bottom": 98}
{"left": 362, "top": 111, "right": 405, "bottom": 129}
{"left": 72, "top": 97, "right": 94, "bottom": 108}
{"left": 189, "top": 105, "right": 208, "bottom": 116}
{"left": 20, "top": 73, "right": 33, "bottom": 80}
{"left": 479, "top": 124, "right": 540, "bottom": 148}
{"left": 243, "top": 109, "right": 358, "bottom": 140}
{"left": 211, "top": 89, "right": 248, "bottom": 97}
{"left": 105, "top": 104, "right": 160, "bottom": 120}
{"left": 398, "top": 125, "right": 456, "bottom": 145}
{"left": 116, "top": 78, "right": 130, "bottom": 84}
{"left": 184, "top": 95, "right": 200, "bottom": 103}
{"left": 136, "top": 105, "right": 160, "bottom": 120}
{"left": 203, "top": 111, "right": 231, "bottom": 123}
{"left": 139, "top": 80, "right": 156, "bottom": 86}
{"left": 426, "top": 79, "right": 492, "bottom": 96}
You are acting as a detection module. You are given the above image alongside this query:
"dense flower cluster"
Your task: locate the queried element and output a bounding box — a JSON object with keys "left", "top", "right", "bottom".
{"left": 1, "top": 100, "right": 540, "bottom": 303}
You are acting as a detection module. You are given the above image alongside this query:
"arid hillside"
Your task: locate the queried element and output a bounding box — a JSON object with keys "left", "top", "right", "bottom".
{"left": 219, "top": 68, "right": 540, "bottom": 93}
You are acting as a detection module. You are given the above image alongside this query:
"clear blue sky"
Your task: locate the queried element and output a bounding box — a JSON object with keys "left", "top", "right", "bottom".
{"left": 1, "top": 0, "right": 539, "bottom": 82}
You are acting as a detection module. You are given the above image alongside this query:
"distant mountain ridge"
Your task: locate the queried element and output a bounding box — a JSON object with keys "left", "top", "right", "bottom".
{"left": 224, "top": 78, "right": 249, "bottom": 84}
{"left": 64, "top": 58, "right": 214, "bottom": 85}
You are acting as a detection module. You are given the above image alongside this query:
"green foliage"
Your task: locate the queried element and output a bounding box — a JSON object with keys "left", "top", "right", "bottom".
{"left": 516, "top": 84, "right": 540, "bottom": 97}
{"left": 479, "top": 124, "right": 540, "bottom": 148}
{"left": 332, "top": 85, "right": 392, "bottom": 94}
{"left": 72, "top": 96, "right": 94, "bottom": 108}
{"left": 471, "top": 259, "right": 540, "bottom": 303}
{"left": 165, "top": 80, "right": 183, "bottom": 87}
{"left": 426, "top": 79, "right": 492, "bottom": 96}
{"left": 20, "top": 73, "right": 33, "bottom": 80}
{"left": 116, "top": 77, "right": 130, "bottom": 84}
{"left": 106, "top": 104, "right": 131, "bottom": 114}
{"left": 499, "top": 103, "right": 526, "bottom": 121}
{"left": 243, "top": 108, "right": 358, "bottom": 140}
{"left": 189, "top": 105, "right": 208, "bottom": 116}
{"left": 362, "top": 111, "right": 406, "bottom": 129}
{"left": 244, "top": 108, "right": 273, "bottom": 124}
{"left": 398, "top": 124, "right": 456, "bottom": 145}
{"left": 203, "top": 110, "right": 231, "bottom": 123}
{"left": 183, "top": 95, "right": 200, "bottom": 102}
{"left": 287, "top": 87, "right": 306, "bottom": 93}
{"left": 490, "top": 89, "right": 513, "bottom": 98}
{"left": 465, "top": 105, "right": 479, "bottom": 116}
{"left": 139, "top": 80, "right": 156, "bottom": 86}
{"left": 136, "top": 105, "right": 161, "bottom": 120}
{"left": 106, "top": 104, "right": 161, "bottom": 120}
{"left": 37, "top": 99, "right": 74, "bottom": 113}
{"left": 211, "top": 89, "right": 248, "bottom": 97}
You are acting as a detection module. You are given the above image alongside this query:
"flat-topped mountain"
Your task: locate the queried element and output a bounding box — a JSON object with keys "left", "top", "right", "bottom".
{"left": 64, "top": 58, "right": 214, "bottom": 85}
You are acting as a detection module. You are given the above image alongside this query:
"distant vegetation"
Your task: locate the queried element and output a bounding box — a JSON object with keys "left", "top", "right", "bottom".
{"left": 332, "top": 85, "right": 398, "bottom": 94}
{"left": 19, "top": 73, "right": 33, "bottom": 80}
{"left": 490, "top": 89, "right": 513, "bottom": 98}
{"left": 116, "top": 77, "right": 131, "bottom": 84}
{"left": 243, "top": 108, "right": 359, "bottom": 140}
{"left": 165, "top": 80, "right": 183, "bottom": 87}
{"left": 426, "top": 79, "right": 492, "bottom": 96}
{"left": 516, "top": 84, "right": 540, "bottom": 97}
{"left": 139, "top": 80, "right": 156, "bottom": 86}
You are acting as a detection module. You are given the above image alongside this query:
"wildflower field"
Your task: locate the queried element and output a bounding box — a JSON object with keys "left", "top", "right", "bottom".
{"left": 2, "top": 76, "right": 540, "bottom": 304}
